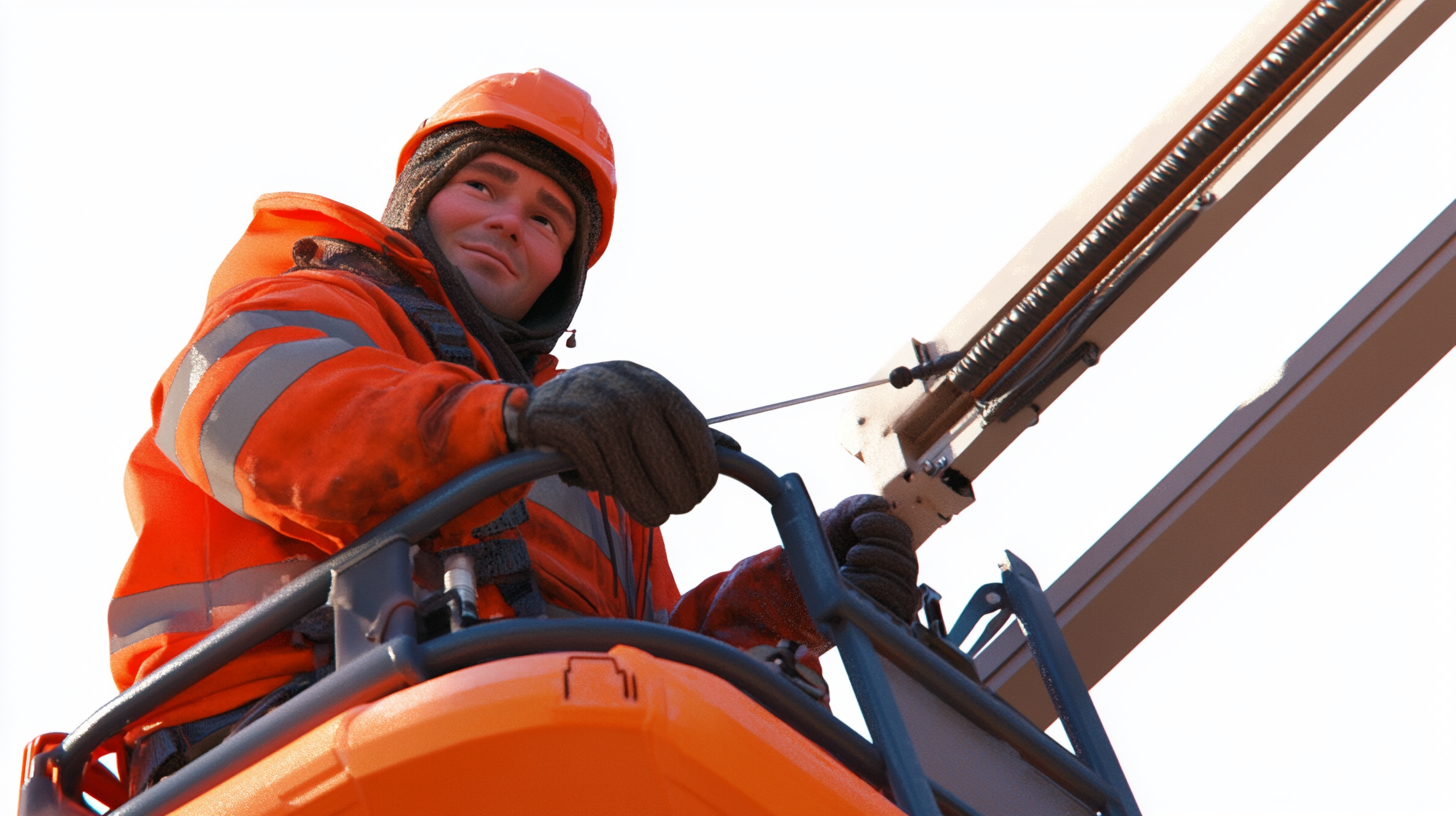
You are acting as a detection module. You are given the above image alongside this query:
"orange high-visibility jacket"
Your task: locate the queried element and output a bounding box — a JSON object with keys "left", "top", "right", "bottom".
{"left": 110, "top": 193, "right": 827, "bottom": 737}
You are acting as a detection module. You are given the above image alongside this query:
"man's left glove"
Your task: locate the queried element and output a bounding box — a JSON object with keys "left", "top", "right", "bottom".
{"left": 513, "top": 360, "right": 721, "bottom": 527}
{"left": 819, "top": 495, "right": 919, "bottom": 621}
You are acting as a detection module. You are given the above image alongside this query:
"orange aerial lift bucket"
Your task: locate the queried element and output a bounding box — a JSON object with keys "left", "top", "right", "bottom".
{"left": 18, "top": 447, "right": 1143, "bottom": 816}
{"left": 174, "top": 647, "right": 899, "bottom": 816}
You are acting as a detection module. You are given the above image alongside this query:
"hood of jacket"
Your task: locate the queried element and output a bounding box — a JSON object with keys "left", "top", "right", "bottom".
{"left": 209, "top": 192, "right": 443, "bottom": 303}
{"left": 382, "top": 124, "right": 601, "bottom": 384}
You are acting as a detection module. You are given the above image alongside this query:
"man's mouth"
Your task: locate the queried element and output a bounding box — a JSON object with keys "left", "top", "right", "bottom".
{"left": 459, "top": 241, "right": 520, "bottom": 278}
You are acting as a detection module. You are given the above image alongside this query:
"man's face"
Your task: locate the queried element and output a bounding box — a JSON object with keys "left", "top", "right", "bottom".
{"left": 426, "top": 152, "right": 577, "bottom": 321}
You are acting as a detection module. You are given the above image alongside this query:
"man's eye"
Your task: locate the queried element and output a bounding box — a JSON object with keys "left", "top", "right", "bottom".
{"left": 466, "top": 180, "right": 490, "bottom": 194}
{"left": 531, "top": 214, "right": 557, "bottom": 234}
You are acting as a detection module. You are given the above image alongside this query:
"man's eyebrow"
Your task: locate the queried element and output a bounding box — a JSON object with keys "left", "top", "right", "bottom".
{"left": 538, "top": 189, "right": 575, "bottom": 226}
{"left": 470, "top": 160, "right": 518, "bottom": 183}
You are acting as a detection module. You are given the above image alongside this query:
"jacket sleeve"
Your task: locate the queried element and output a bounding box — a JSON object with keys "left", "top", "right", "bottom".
{"left": 669, "top": 546, "right": 833, "bottom": 663}
{"left": 152, "top": 270, "right": 525, "bottom": 553}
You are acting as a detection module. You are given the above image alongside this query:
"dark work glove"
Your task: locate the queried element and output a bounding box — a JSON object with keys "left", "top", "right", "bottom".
{"left": 819, "top": 495, "right": 919, "bottom": 621}
{"left": 516, "top": 361, "right": 719, "bottom": 527}
{"left": 709, "top": 428, "right": 741, "bottom": 452}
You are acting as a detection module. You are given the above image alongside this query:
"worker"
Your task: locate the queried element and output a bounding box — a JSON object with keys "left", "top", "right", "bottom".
{"left": 109, "top": 69, "right": 919, "bottom": 792}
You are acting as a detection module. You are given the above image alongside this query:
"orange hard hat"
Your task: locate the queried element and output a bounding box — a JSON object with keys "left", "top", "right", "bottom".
{"left": 398, "top": 69, "right": 617, "bottom": 266}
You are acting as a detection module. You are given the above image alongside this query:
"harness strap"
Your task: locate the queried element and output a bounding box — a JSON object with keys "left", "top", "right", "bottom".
{"left": 376, "top": 283, "right": 479, "bottom": 369}
{"left": 427, "top": 499, "right": 549, "bottom": 619}
{"left": 289, "top": 236, "right": 479, "bottom": 371}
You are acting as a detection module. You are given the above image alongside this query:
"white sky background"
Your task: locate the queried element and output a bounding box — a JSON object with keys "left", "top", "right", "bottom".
{"left": 1, "top": 1, "right": 1452, "bottom": 813}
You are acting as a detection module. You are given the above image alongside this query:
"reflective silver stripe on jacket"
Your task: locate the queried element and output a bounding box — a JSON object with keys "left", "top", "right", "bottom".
{"left": 108, "top": 560, "right": 315, "bottom": 654}
{"left": 527, "top": 476, "right": 637, "bottom": 606}
{"left": 154, "top": 310, "right": 376, "bottom": 517}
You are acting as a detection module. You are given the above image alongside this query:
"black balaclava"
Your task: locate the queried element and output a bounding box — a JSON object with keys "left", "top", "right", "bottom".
{"left": 383, "top": 123, "right": 602, "bottom": 385}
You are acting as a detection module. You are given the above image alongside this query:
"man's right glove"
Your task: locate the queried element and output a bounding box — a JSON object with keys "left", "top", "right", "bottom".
{"left": 819, "top": 495, "right": 919, "bottom": 621}
{"left": 513, "top": 360, "right": 720, "bottom": 527}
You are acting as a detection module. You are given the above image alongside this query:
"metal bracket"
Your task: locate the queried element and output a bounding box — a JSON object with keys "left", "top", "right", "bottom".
{"left": 332, "top": 536, "right": 416, "bottom": 668}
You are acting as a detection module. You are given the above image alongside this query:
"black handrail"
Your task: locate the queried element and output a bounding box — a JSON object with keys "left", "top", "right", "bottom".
{"left": 57, "top": 449, "right": 779, "bottom": 798}
{"left": 50, "top": 446, "right": 1134, "bottom": 816}
{"left": 106, "top": 637, "right": 427, "bottom": 816}
{"left": 57, "top": 448, "right": 572, "bottom": 798}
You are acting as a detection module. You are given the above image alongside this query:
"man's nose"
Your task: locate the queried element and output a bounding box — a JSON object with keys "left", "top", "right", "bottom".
{"left": 484, "top": 203, "right": 522, "bottom": 242}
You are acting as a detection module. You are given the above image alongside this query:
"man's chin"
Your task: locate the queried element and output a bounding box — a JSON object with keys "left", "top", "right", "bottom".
{"left": 465, "top": 282, "right": 523, "bottom": 320}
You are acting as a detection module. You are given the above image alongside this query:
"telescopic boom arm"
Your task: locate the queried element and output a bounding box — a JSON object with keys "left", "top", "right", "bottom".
{"left": 839, "top": 0, "right": 1455, "bottom": 545}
